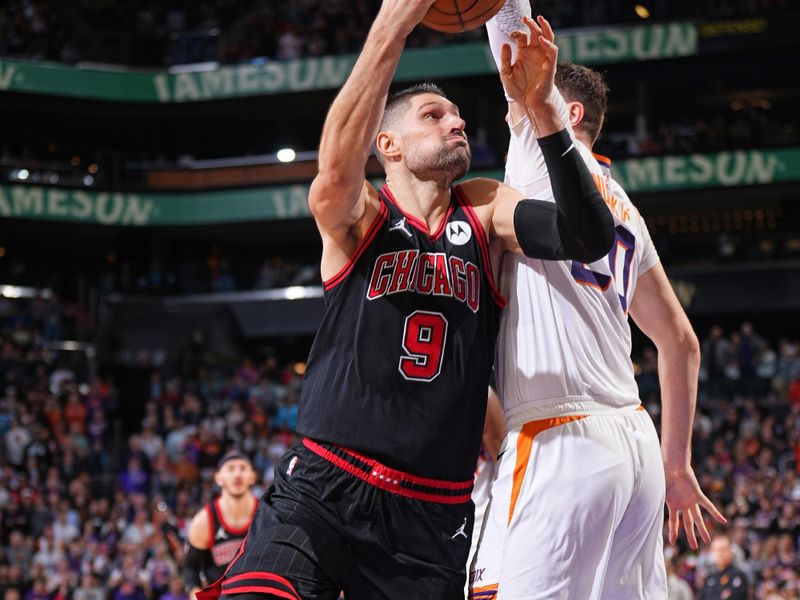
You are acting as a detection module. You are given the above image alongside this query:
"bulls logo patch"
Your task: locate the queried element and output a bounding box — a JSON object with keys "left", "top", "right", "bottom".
{"left": 446, "top": 221, "right": 472, "bottom": 246}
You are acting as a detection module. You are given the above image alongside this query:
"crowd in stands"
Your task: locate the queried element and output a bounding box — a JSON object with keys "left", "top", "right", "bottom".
{"left": 0, "top": 300, "right": 305, "bottom": 600}
{"left": 597, "top": 103, "right": 800, "bottom": 160}
{"left": 2, "top": 0, "right": 797, "bottom": 66}
{"left": 0, "top": 294, "right": 799, "bottom": 598}
{"left": 637, "top": 321, "right": 800, "bottom": 598}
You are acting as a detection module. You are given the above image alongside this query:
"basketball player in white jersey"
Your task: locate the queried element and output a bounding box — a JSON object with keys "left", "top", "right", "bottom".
{"left": 469, "top": 6, "right": 726, "bottom": 599}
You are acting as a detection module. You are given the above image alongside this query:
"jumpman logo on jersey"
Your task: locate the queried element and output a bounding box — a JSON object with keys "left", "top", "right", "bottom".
{"left": 451, "top": 517, "right": 469, "bottom": 540}
{"left": 216, "top": 526, "right": 228, "bottom": 540}
{"left": 389, "top": 217, "right": 412, "bottom": 238}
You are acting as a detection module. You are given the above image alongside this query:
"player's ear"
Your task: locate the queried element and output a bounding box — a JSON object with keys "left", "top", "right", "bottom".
{"left": 213, "top": 471, "right": 223, "bottom": 487}
{"left": 376, "top": 130, "right": 401, "bottom": 163}
{"left": 567, "top": 101, "right": 585, "bottom": 129}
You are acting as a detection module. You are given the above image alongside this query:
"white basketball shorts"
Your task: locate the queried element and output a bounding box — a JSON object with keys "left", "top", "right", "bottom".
{"left": 469, "top": 406, "right": 667, "bottom": 599}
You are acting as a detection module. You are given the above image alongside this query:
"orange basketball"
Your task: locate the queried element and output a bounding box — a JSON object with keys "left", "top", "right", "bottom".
{"left": 422, "top": 0, "right": 506, "bottom": 33}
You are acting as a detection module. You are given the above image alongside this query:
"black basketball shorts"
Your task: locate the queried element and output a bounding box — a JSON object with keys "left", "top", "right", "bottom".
{"left": 197, "top": 438, "right": 475, "bottom": 600}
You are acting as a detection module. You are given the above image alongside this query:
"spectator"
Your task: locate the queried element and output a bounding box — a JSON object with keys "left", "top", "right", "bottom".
{"left": 699, "top": 535, "right": 750, "bottom": 599}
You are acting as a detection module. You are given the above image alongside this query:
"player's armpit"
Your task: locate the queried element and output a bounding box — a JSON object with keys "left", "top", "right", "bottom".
{"left": 315, "top": 182, "right": 382, "bottom": 283}
{"left": 628, "top": 263, "right": 696, "bottom": 352}
{"left": 308, "top": 176, "right": 371, "bottom": 236}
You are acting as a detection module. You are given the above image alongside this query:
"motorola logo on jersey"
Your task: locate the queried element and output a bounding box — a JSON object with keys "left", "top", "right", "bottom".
{"left": 446, "top": 221, "right": 472, "bottom": 246}
{"left": 366, "top": 250, "right": 481, "bottom": 313}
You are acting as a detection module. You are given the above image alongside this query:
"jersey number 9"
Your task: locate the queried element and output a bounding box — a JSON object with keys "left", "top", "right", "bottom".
{"left": 399, "top": 310, "right": 449, "bottom": 382}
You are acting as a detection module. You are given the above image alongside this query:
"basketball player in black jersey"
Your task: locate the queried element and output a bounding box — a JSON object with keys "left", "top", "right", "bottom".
{"left": 200, "top": 2, "right": 614, "bottom": 598}
{"left": 184, "top": 451, "right": 257, "bottom": 600}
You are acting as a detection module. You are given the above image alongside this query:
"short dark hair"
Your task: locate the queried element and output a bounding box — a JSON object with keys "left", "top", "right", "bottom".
{"left": 216, "top": 449, "right": 251, "bottom": 471}
{"left": 375, "top": 83, "right": 448, "bottom": 165}
{"left": 381, "top": 82, "right": 448, "bottom": 132}
{"left": 555, "top": 62, "right": 609, "bottom": 144}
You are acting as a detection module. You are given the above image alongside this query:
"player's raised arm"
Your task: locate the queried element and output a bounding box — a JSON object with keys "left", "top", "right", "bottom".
{"left": 309, "top": 0, "right": 435, "bottom": 237}
{"left": 470, "top": 15, "right": 613, "bottom": 262}
{"left": 629, "top": 264, "right": 727, "bottom": 550}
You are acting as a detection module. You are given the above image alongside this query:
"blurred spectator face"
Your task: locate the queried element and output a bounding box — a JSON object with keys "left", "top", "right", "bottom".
{"left": 711, "top": 536, "right": 735, "bottom": 571}
{"left": 4, "top": 590, "right": 21, "bottom": 600}
{"left": 9, "top": 529, "right": 23, "bottom": 547}
{"left": 214, "top": 459, "right": 255, "bottom": 498}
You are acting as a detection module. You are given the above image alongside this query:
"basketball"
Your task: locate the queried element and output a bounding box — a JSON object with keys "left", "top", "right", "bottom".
{"left": 422, "top": 0, "right": 507, "bottom": 33}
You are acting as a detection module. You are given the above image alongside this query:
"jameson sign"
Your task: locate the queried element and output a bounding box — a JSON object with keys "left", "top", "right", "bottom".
{"left": 2, "top": 148, "right": 797, "bottom": 226}
{"left": 0, "top": 21, "right": 697, "bottom": 103}
{"left": 558, "top": 21, "right": 697, "bottom": 64}
{"left": 612, "top": 148, "right": 799, "bottom": 192}
{"left": 0, "top": 184, "right": 314, "bottom": 226}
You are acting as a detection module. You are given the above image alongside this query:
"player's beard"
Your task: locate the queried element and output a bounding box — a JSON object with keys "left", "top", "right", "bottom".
{"left": 406, "top": 140, "right": 471, "bottom": 185}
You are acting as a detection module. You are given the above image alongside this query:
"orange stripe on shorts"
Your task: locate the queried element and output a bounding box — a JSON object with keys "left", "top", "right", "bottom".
{"left": 508, "top": 415, "right": 587, "bottom": 526}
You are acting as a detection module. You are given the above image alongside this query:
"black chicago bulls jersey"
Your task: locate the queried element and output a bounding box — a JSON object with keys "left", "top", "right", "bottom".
{"left": 201, "top": 498, "right": 254, "bottom": 584}
{"left": 297, "top": 184, "right": 505, "bottom": 481}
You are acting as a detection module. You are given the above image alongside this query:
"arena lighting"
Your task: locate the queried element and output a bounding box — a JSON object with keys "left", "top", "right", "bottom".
{"left": 284, "top": 286, "right": 309, "bottom": 300}
{"left": 277, "top": 148, "right": 297, "bottom": 163}
{"left": 16, "top": 169, "right": 30, "bottom": 180}
{"left": 0, "top": 285, "right": 52, "bottom": 299}
{"left": 634, "top": 4, "right": 650, "bottom": 18}
{"left": 0, "top": 286, "right": 22, "bottom": 299}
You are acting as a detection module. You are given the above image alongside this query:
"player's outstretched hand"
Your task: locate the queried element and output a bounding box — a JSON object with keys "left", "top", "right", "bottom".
{"left": 499, "top": 15, "right": 558, "bottom": 108}
{"left": 665, "top": 467, "right": 727, "bottom": 550}
{"left": 377, "top": 0, "right": 438, "bottom": 38}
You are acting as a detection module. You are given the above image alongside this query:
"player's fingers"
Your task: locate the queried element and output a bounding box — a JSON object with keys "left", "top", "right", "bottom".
{"left": 539, "top": 36, "right": 559, "bottom": 59}
{"left": 538, "top": 15, "right": 555, "bottom": 43}
{"left": 700, "top": 495, "right": 728, "bottom": 525}
{"left": 510, "top": 30, "right": 528, "bottom": 51}
{"left": 694, "top": 505, "right": 711, "bottom": 545}
{"left": 668, "top": 507, "right": 679, "bottom": 546}
{"left": 523, "top": 15, "right": 543, "bottom": 40}
{"left": 500, "top": 43, "right": 513, "bottom": 74}
{"left": 682, "top": 509, "right": 698, "bottom": 550}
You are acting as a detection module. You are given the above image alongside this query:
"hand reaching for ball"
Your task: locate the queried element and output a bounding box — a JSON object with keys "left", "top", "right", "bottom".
{"left": 376, "top": 0, "right": 439, "bottom": 38}
{"left": 499, "top": 15, "right": 559, "bottom": 109}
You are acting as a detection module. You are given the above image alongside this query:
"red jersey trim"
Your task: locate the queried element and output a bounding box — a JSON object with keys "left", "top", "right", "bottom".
{"left": 453, "top": 186, "right": 507, "bottom": 309}
{"left": 213, "top": 496, "right": 256, "bottom": 536}
{"left": 334, "top": 444, "right": 473, "bottom": 490}
{"left": 302, "top": 438, "right": 472, "bottom": 504}
{"left": 195, "top": 532, "right": 250, "bottom": 600}
{"left": 322, "top": 202, "right": 389, "bottom": 291}
{"left": 220, "top": 588, "right": 297, "bottom": 600}
{"left": 381, "top": 184, "right": 455, "bottom": 240}
{"left": 221, "top": 573, "right": 300, "bottom": 600}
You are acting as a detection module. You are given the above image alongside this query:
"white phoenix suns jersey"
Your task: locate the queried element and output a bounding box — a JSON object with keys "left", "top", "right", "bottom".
{"left": 497, "top": 92, "right": 660, "bottom": 428}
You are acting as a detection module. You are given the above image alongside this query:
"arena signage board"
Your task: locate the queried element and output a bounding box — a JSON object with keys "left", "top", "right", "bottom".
{"left": 612, "top": 148, "right": 800, "bottom": 192}
{"left": 0, "top": 21, "right": 697, "bottom": 103}
{"left": 2, "top": 148, "right": 797, "bottom": 226}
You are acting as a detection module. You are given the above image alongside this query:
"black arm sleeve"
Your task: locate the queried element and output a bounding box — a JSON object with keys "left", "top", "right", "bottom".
{"left": 183, "top": 544, "right": 207, "bottom": 591}
{"left": 513, "top": 128, "right": 615, "bottom": 262}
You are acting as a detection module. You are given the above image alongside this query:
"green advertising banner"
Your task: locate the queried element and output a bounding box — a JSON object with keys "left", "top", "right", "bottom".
{"left": 0, "top": 21, "right": 696, "bottom": 103}
{"left": 611, "top": 148, "right": 800, "bottom": 192}
{"left": 2, "top": 147, "right": 798, "bottom": 227}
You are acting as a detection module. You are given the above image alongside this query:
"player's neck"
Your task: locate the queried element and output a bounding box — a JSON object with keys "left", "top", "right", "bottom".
{"left": 219, "top": 492, "right": 254, "bottom": 518}
{"left": 575, "top": 132, "right": 594, "bottom": 152}
{"left": 384, "top": 175, "right": 452, "bottom": 233}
